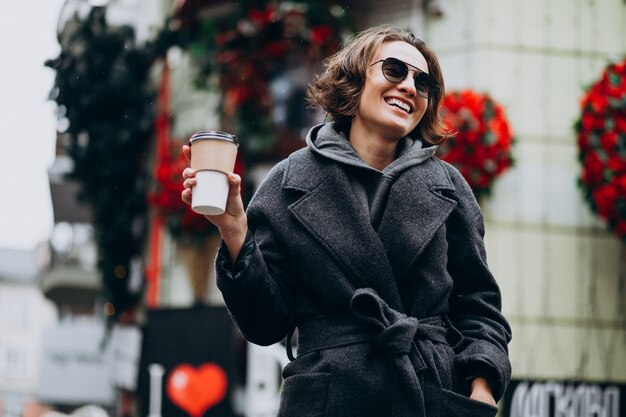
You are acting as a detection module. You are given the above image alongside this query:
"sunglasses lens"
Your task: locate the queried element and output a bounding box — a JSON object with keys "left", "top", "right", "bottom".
{"left": 379, "top": 58, "right": 439, "bottom": 98}
{"left": 381, "top": 59, "right": 408, "bottom": 83}
{"left": 415, "top": 73, "right": 431, "bottom": 97}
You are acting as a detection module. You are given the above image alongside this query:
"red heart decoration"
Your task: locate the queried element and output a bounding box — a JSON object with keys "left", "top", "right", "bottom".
{"left": 166, "top": 363, "right": 228, "bottom": 417}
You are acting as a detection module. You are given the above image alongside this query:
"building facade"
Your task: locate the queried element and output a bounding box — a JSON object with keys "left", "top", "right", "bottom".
{"left": 423, "top": 0, "right": 626, "bottom": 382}
{"left": 0, "top": 247, "right": 58, "bottom": 417}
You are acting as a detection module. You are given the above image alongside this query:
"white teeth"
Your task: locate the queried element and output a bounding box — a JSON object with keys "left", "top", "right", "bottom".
{"left": 386, "top": 98, "right": 411, "bottom": 113}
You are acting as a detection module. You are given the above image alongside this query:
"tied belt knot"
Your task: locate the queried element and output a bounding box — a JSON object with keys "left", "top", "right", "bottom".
{"left": 293, "top": 288, "right": 450, "bottom": 417}
{"left": 350, "top": 288, "right": 447, "bottom": 373}
{"left": 369, "top": 315, "right": 417, "bottom": 356}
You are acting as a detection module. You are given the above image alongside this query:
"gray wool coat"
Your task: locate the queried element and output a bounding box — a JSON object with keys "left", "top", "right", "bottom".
{"left": 216, "top": 125, "right": 512, "bottom": 417}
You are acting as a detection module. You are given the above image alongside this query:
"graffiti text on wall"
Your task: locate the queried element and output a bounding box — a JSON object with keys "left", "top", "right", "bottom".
{"left": 509, "top": 381, "right": 621, "bottom": 417}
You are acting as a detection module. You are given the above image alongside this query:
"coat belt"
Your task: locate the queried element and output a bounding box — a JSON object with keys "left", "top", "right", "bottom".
{"left": 293, "top": 288, "right": 449, "bottom": 417}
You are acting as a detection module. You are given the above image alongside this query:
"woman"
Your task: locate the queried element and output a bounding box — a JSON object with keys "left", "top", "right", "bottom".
{"left": 182, "top": 26, "right": 511, "bottom": 417}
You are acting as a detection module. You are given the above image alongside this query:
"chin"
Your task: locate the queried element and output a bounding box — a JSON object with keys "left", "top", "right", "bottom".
{"left": 382, "top": 117, "right": 418, "bottom": 139}
{"left": 383, "top": 124, "right": 414, "bottom": 140}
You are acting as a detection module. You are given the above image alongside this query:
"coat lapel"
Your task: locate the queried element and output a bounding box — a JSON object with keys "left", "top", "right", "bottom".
{"left": 283, "top": 154, "right": 403, "bottom": 310}
{"left": 282, "top": 152, "right": 458, "bottom": 310}
{"left": 377, "top": 158, "right": 457, "bottom": 283}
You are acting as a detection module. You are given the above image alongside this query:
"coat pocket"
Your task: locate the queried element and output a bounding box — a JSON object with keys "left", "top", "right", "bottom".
{"left": 440, "top": 388, "right": 498, "bottom": 417}
{"left": 278, "top": 372, "right": 330, "bottom": 417}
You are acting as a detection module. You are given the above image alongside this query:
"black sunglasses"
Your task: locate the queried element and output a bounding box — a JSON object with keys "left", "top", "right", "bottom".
{"left": 370, "top": 57, "right": 440, "bottom": 99}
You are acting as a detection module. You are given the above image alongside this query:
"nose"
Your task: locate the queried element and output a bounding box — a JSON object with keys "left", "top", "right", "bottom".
{"left": 396, "top": 73, "right": 416, "bottom": 96}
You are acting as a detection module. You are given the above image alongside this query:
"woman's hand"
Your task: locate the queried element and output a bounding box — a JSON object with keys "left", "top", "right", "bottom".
{"left": 470, "top": 377, "right": 496, "bottom": 407}
{"left": 182, "top": 144, "right": 248, "bottom": 261}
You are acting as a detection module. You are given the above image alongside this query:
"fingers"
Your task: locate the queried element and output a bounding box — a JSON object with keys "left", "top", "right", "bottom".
{"left": 181, "top": 187, "right": 192, "bottom": 205}
{"left": 183, "top": 176, "right": 196, "bottom": 190}
{"left": 226, "top": 173, "right": 242, "bottom": 197}
{"left": 182, "top": 167, "right": 196, "bottom": 180}
{"left": 181, "top": 165, "right": 195, "bottom": 205}
{"left": 227, "top": 172, "right": 241, "bottom": 185}
{"left": 182, "top": 145, "right": 191, "bottom": 163}
{"left": 180, "top": 147, "right": 194, "bottom": 206}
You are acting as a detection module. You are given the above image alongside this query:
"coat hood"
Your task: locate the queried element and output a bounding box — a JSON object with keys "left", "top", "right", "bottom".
{"left": 305, "top": 123, "right": 437, "bottom": 179}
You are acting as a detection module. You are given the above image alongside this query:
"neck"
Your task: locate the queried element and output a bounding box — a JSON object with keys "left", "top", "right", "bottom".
{"left": 349, "top": 118, "right": 399, "bottom": 171}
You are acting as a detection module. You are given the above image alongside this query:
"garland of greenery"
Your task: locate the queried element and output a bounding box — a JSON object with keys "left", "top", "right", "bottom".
{"left": 46, "top": 7, "right": 156, "bottom": 319}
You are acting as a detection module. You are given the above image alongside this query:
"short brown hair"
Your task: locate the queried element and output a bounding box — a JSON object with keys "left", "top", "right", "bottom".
{"left": 307, "top": 25, "right": 448, "bottom": 144}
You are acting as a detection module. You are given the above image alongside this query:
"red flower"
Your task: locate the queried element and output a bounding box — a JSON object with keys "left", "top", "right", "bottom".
{"left": 600, "top": 131, "right": 618, "bottom": 152}
{"left": 607, "top": 155, "right": 626, "bottom": 173}
{"left": 615, "top": 174, "right": 626, "bottom": 193}
{"left": 581, "top": 152, "right": 604, "bottom": 186}
{"left": 263, "top": 41, "right": 288, "bottom": 57}
{"left": 310, "top": 26, "right": 333, "bottom": 46}
{"left": 581, "top": 112, "right": 605, "bottom": 131}
{"left": 593, "top": 185, "right": 619, "bottom": 220}
{"left": 248, "top": 7, "right": 275, "bottom": 27}
{"left": 437, "top": 90, "right": 515, "bottom": 196}
{"left": 588, "top": 92, "right": 609, "bottom": 113}
{"left": 576, "top": 58, "right": 626, "bottom": 241}
{"left": 616, "top": 114, "right": 626, "bottom": 132}
{"left": 577, "top": 132, "right": 591, "bottom": 153}
{"left": 224, "top": 85, "right": 255, "bottom": 111}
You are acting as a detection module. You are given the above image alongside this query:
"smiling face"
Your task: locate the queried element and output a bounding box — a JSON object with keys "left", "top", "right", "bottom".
{"left": 352, "top": 41, "right": 429, "bottom": 141}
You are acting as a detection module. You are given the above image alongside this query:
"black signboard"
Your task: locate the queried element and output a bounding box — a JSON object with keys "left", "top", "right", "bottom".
{"left": 502, "top": 379, "right": 625, "bottom": 417}
{"left": 137, "top": 305, "right": 243, "bottom": 417}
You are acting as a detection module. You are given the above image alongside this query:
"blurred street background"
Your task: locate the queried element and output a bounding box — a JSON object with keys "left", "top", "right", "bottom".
{"left": 0, "top": 1, "right": 625, "bottom": 416}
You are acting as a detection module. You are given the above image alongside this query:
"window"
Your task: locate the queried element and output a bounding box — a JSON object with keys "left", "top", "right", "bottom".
{"left": 5, "top": 347, "right": 28, "bottom": 380}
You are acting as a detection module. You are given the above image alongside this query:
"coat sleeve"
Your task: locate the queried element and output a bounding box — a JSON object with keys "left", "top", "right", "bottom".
{"left": 444, "top": 164, "right": 512, "bottom": 401}
{"left": 215, "top": 165, "right": 296, "bottom": 347}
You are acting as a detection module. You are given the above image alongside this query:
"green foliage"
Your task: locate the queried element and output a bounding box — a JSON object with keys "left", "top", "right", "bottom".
{"left": 46, "top": 7, "right": 154, "bottom": 319}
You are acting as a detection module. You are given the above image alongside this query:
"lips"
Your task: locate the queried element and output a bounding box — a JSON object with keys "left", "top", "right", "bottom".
{"left": 385, "top": 97, "right": 413, "bottom": 114}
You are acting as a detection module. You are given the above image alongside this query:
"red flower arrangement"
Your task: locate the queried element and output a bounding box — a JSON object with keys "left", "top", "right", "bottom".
{"left": 576, "top": 59, "right": 626, "bottom": 240}
{"left": 437, "top": 90, "right": 515, "bottom": 198}
{"left": 187, "top": 1, "right": 348, "bottom": 164}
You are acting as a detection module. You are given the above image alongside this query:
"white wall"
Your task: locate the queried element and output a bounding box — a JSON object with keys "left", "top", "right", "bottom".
{"left": 348, "top": 0, "right": 427, "bottom": 37}
{"left": 0, "top": 284, "right": 57, "bottom": 394}
{"left": 426, "top": 0, "right": 626, "bottom": 381}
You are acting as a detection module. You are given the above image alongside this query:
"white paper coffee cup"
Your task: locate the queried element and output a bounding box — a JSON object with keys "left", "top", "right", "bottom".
{"left": 189, "top": 131, "right": 239, "bottom": 216}
{"left": 193, "top": 170, "right": 230, "bottom": 215}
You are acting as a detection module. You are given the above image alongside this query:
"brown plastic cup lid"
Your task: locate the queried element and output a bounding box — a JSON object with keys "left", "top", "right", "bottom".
{"left": 189, "top": 131, "right": 239, "bottom": 148}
